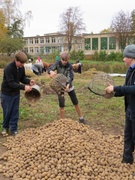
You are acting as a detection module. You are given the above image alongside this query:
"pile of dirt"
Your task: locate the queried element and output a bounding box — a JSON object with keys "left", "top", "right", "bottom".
{"left": 0, "top": 119, "right": 135, "bottom": 180}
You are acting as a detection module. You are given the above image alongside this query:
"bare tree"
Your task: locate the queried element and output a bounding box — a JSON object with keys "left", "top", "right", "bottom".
{"left": 131, "top": 9, "right": 135, "bottom": 43}
{"left": 110, "top": 10, "right": 133, "bottom": 51}
{"left": 0, "top": 0, "right": 22, "bottom": 26}
{"left": 59, "top": 6, "right": 86, "bottom": 51}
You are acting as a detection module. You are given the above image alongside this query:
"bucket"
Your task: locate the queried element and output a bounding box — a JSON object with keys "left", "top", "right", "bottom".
{"left": 25, "top": 84, "right": 41, "bottom": 102}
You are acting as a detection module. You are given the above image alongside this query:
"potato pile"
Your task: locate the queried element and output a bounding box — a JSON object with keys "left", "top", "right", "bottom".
{"left": 0, "top": 118, "right": 135, "bottom": 180}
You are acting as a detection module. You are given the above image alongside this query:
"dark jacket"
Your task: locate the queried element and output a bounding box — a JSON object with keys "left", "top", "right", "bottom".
{"left": 1, "top": 61, "right": 30, "bottom": 96}
{"left": 48, "top": 60, "right": 74, "bottom": 87}
{"left": 114, "top": 67, "right": 135, "bottom": 120}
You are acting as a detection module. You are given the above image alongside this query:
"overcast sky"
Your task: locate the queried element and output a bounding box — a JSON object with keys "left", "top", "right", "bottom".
{"left": 20, "top": 0, "right": 135, "bottom": 37}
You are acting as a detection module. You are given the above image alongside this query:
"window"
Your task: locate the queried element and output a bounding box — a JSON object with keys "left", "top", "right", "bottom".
{"left": 57, "top": 37, "right": 62, "bottom": 43}
{"left": 30, "top": 47, "right": 33, "bottom": 53}
{"left": 109, "top": 37, "right": 116, "bottom": 49}
{"left": 35, "top": 47, "right": 39, "bottom": 53}
{"left": 101, "top": 37, "right": 107, "bottom": 50}
{"left": 29, "top": 39, "right": 33, "bottom": 44}
{"left": 24, "top": 39, "right": 28, "bottom": 45}
{"left": 85, "top": 38, "right": 90, "bottom": 50}
{"left": 40, "top": 47, "right": 44, "bottom": 54}
{"left": 24, "top": 48, "right": 28, "bottom": 53}
{"left": 57, "top": 46, "right": 62, "bottom": 52}
{"left": 46, "top": 37, "right": 50, "bottom": 43}
{"left": 51, "top": 37, "right": 55, "bottom": 43}
{"left": 92, "top": 38, "right": 98, "bottom": 50}
{"left": 51, "top": 46, "right": 56, "bottom": 52}
{"left": 35, "top": 38, "right": 39, "bottom": 44}
{"left": 40, "top": 37, "right": 44, "bottom": 43}
{"left": 128, "top": 37, "right": 135, "bottom": 44}
{"left": 45, "top": 47, "right": 50, "bottom": 53}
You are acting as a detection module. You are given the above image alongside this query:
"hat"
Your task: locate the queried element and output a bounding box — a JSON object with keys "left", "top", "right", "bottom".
{"left": 123, "top": 44, "right": 135, "bottom": 58}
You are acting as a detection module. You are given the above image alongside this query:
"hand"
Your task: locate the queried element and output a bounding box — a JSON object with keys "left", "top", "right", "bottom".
{"left": 65, "top": 84, "right": 70, "bottom": 92}
{"left": 30, "top": 80, "right": 35, "bottom": 86}
{"left": 25, "top": 85, "right": 32, "bottom": 92}
{"left": 49, "top": 71, "right": 56, "bottom": 78}
{"left": 105, "top": 83, "right": 114, "bottom": 94}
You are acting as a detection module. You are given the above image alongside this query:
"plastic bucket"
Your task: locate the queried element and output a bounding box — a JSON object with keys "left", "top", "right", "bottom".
{"left": 25, "top": 84, "right": 41, "bottom": 102}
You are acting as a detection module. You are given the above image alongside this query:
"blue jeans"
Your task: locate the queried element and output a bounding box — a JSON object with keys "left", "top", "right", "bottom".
{"left": 1, "top": 94, "right": 20, "bottom": 132}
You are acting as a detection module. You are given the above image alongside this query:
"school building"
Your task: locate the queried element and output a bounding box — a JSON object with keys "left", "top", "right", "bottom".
{"left": 23, "top": 32, "right": 135, "bottom": 56}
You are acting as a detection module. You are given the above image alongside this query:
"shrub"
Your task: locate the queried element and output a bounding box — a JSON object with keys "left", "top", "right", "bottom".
{"left": 70, "top": 50, "right": 85, "bottom": 61}
{"left": 0, "top": 55, "right": 13, "bottom": 68}
{"left": 92, "top": 51, "right": 123, "bottom": 62}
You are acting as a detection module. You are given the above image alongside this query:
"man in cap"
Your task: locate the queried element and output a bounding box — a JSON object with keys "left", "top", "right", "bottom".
{"left": 105, "top": 44, "right": 135, "bottom": 164}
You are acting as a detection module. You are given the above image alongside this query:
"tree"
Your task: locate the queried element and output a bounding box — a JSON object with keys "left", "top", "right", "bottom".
{"left": 131, "top": 9, "right": 135, "bottom": 42}
{"left": 0, "top": 9, "right": 7, "bottom": 38}
{"left": 59, "top": 6, "right": 86, "bottom": 51}
{"left": 0, "top": 36, "right": 24, "bottom": 56}
{"left": 0, "top": 0, "right": 32, "bottom": 55}
{"left": 110, "top": 10, "right": 133, "bottom": 51}
{"left": 1, "top": 0, "right": 22, "bottom": 27}
{"left": 1, "top": 0, "right": 32, "bottom": 37}
{"left": 7, "top": 19, "right": 23, "bottom": 38}
{"left": 100, "top": 28, "right": 111, "bottom": 33}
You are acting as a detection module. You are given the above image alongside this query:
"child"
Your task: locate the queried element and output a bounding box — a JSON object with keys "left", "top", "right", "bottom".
{"left": 1, "top": 51, "right": 35, "bottom": 135}
{"left": 48, "top": 51, "right": 88, "bottom": 124}
{"left": 105, "top": 44, "right": 135, "bottom": 164}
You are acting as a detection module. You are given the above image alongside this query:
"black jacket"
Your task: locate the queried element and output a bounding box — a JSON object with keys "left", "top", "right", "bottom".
{"left": 48, "top": 60, "right": 74, "bottom": 87}
{"left": 1, "top": 61, "right": 30, "bottom": 96}
{"left": 114, "top": 67, "right": 135, "bottom": 120}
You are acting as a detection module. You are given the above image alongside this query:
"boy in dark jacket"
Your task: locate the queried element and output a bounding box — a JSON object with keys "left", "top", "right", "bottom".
{"left": 105, "top": 44, "right": 135, "bottom": 164}
{"left": 48, "top": 52, "right": 87, "bottom": 124}
{"left": 1, "top": 51, "right": 35, "bottom": 136}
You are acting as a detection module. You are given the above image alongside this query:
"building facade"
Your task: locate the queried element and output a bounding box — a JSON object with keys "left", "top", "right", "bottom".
{"left": 23, "top": 32, "right": 134, "bottom": 56}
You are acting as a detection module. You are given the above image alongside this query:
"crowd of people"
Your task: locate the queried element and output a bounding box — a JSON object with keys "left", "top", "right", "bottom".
{"left": 26, "top": 56, "right": 45, "bottom": 75}
{"left": 24, "top": 56, "right": 83, "bottom": 76}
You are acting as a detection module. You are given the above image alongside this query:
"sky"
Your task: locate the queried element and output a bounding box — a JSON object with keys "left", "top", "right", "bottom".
{"left": 20, "top": 0, "right": 135, "bottom": 37}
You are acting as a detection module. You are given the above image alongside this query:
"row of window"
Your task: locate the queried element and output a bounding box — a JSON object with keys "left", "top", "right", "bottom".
{"left": 25, "top": 37, "right": 63, "bottom": 44}
{"left": 26, "top": 46, "right": 63, "bottom": 53}
{"left": 85, "top": 37, "right": 116, "bottom": 50}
